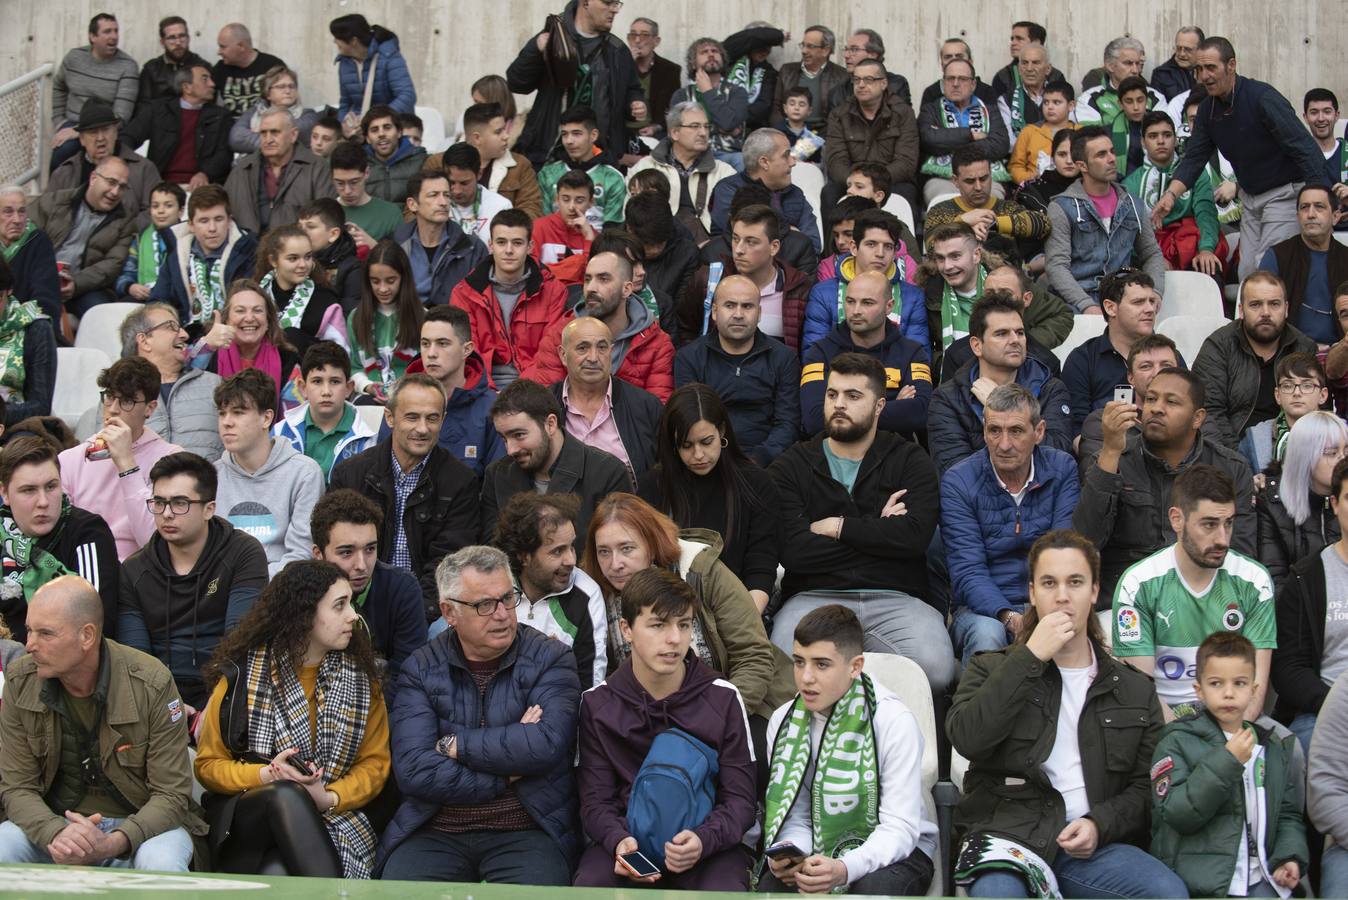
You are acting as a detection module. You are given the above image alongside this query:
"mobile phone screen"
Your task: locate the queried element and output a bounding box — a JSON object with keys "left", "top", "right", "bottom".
{"left": 619, "top": 851, "right": 660, "bottom": 878}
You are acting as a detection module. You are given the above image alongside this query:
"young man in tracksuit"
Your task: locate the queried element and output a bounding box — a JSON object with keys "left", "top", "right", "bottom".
{"left": 574, "top": 567, "right": 756, "bottom": 890}
{"left": 537, "top": 105, "right": 627, "bottom": 225}
{"left": 274, "top": 341, "right": 378, "bottom": 481}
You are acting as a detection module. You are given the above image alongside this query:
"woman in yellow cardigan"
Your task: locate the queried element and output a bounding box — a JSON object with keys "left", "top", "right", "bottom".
{"left": 194, "top": 560, "right": 390, "bottom": 878}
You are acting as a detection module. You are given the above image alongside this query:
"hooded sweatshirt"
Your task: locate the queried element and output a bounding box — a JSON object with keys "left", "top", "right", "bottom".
{"left": 117, "top": 517, "right": 269, "bottom": 707}
{"left": 213, "top": 439, "right": 326, "bottom": 576}
{"left": 577, "top": 655, "right": 758, "bottom": 859}
{"left": 525, "top": 293, "right": 677, "bottom": 402}
{"left": 58, "top": 428, "right": 183, "bottom": 561}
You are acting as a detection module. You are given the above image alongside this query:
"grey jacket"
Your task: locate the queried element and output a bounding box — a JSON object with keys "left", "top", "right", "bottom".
{"left": 223, "top": 145, "right": 336, "bottom": 235}
{"left": 1045, "top": 179, "right": 1167, "bottom": 312}
{"left": 1191, "top": 320, "right": 1318, "bottom": 450}
{"left": 1309, "top": 671, "right": 1348, "bottom": 842}
{"left": 77, "top": 367, "right": 223, "bottom": 462}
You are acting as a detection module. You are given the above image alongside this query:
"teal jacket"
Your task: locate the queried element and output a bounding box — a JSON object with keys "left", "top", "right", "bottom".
{"left": 1150, "top": 710, "right": 1308, "bottom": 898}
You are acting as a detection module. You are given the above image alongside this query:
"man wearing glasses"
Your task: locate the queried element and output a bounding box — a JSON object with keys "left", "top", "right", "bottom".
{"left": 31, "top": 156, "right": 139, "bottom": 326}
{"left": 59, "top": 358, "right": 183, "bottom": 561}
{"left": 918, "top": 58, "right": 1012, "bottom": 207}
{"left": 823, "top": 59, "right": 919, "bottom": 213}
{"left": 117, "top": 450, "right": 267, "bottom": 710}
{"left": 626, "top": 18, "right": 680, "bottom": 135}
{"left": 137, "top": 16, "right": 209, "bottom": 110}
{"left": 773, "top": 26, "right": 847, "bottom": 132}
{"left": 45, "top": 101, "right": 159, "bottom": 219}
{"left": 379, "top": 544, "right": 581, "bottom": 885}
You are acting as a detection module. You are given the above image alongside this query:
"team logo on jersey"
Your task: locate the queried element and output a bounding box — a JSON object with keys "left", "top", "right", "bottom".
{"left": 1117, "top": 607, "right": 1141, "bottom": 643}
{"left": 1222, "top": 603, "right": 1244, "bottom": 631}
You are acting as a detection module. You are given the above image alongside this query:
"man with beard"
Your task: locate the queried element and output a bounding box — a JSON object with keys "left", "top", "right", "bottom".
{"left": 1192, "top": 271, "right": 1317, "bottom": 452}
{"left": 1258, "top": 186, "right": 1348, "bottom": 347}
{"left": 769, "top": 352, "right": 956, "bottom": 696}
{"left": 1074, "top": 368, "right": 1255, "bottom": 605}
{"left": 669, "top": 39, "right": 749, "bottom": 170}
{"left": 480, "top": 378, "right": 629, "bottom": 547}
{"left": 1112, "top": 464, "right": 1274, "bottom": 720}
{"left": 137, "top": 16, "right": 209, "bottom": 110}
{"left": 492, "top": 491, "right": 606, "bottom": 690}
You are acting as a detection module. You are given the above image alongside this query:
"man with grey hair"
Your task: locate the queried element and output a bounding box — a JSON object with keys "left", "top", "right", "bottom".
{"left": 0, "top": 575, "right": 205, "bottom": 870}
{"left": 378, "top": 545, "right": 581, "bottom": 884}
{"left": 212, "top": 23, "right": 286, "bottom": 115}
{"left": 709, "top": 129, "right": 821, "bottom": 250}
{"left": 124, "top": 63, "right": 234, "bottom": 189}
{"left": 1151, "top": 26, "right": 1206, "bottom": 100}
{"left": 773, "top": 25, "right": 848, "bottom": 131}
{"left": 918, "top": 38, "right": 997, "bottom": 108}
{"left": 940, "top": 382, "right": 1080, "bottom": 665}
{"left": 670, "top": 39, "right": 749, "bottom": 170}
{"left": 829, "top": 28, "right": 912, "bottom": 109}
{"left": 0, "top": 187, "right": 61, "bottom": 320}
{"left": 76, "top": 304, "right": 222, "bottom": 461}
{"left": 626, "top": 101, "right": 735, "bottom": 236}
{"left": 626, "top": 17, "right": 681, "bottom": 134}
{"left": 45, "top": 101, "right": 161, "bottom": 219}
{"left": 224, "top": 107, "right": 335, "bottom": 235}
{"left": 1076, "top": 36, "right": 1166, "bottom": 127}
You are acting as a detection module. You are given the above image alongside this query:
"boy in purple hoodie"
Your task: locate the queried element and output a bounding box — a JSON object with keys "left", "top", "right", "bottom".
{"left": 574, "top": 567, "right": 757, "bottom": 890}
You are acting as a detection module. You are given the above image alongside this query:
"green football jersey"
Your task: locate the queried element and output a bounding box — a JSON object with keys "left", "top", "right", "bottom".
{"left": 1112, "top": 545, "right": 1274, "bottom": 708}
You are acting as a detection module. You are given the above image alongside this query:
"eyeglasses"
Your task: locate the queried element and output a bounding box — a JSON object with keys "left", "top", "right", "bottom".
{"left": 943, "top": 75, "right": 975, "bottom": 84}
{"left": 851, "top": 76, "right": 886, "bottom": 86}
{"left": 627, "top": 30, "right": 655, "bottom": 41}
{"left": 144, "top": 318, "right": 182, "bottom": 335}
{"left": 843, "top": 45, "right": 868, "bottom": 56}
{"left": 676, "top": 122, "right": 710, "bottom": 131}
{"left": 99, "top": 391, "right": 146, "bottom": 412}
{"left": 800, "top": 42, "right": 828, "bottom": 51}
{"left": 447, "top": 588, "right": 523, "bottom": 617}
{"left": 92, "top": 172, "right": 129, "bottom": 192}
{"left": 146, "top": 496, "right": 208, "bottom": 515}
{"left": 1277, "top": 380, "right": 1324, "bottom": 395}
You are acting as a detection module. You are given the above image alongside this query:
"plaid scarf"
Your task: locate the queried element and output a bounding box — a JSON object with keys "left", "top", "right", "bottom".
{"left": 259, "top": 271, "right": 316, "bottom": 330}
{"left": 922, "top": 99, "right": 1011, "bottom": 181}
{"left": 941, "top": 265, "right": 985, "bottom": 349}
{"left": 761, "top": 674, "right": 880, "bottom": 893}
{"left": 244, "top": 645, "right": 377, "bottom": 879}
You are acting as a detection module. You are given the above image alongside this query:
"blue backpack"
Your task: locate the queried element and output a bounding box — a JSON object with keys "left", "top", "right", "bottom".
{"left": 626, "top": 727, "right": 719, "bottom": 867}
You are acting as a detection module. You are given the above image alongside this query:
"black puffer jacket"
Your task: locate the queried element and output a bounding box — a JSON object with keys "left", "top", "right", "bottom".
{"left": 1257, "top": 468, "right": 1339, "bottom": 593}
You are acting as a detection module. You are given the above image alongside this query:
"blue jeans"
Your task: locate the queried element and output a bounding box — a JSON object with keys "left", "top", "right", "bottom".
{"left": 1322, "top": 843, "right": 1348, "bottom": 898}
{"left": 771, "top": 589, "right": 957, "bottom": 693}
{"left": 380, "top": 827, "right": 570, "bottom": 884}
{"left": 1289, "top": 711, "right": 1317, "bottom": 758}
{"left": 0, "top": 818, "right": 193, "bottom": 870}
{"left": 951, "top": 604, "right": 1019, "bottom": 668}
{"left": 967, "top": 843, "right": 1189, "bottom": 898}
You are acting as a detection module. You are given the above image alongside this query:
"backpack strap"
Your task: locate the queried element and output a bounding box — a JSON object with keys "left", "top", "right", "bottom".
{"left": 701, "top": 262, "right": 725, "bottom": 336}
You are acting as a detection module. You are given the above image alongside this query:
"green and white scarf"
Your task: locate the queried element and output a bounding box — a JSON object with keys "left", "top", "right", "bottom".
{"left": 1008, "top": 65, "right": 1027, "bottom": 134}
{"left": 0, "top": 299, "right": 43, "bottom": 402}
{"left": 1135, "top": 160, "right": 1175, "bottom": 207}
{"left": 188, "top": 252, "right": 226, "bottom": 323}
{"left": 955, "top": 833, "right": 1062, "bottom": 899}
{"left": 0, "top": 497, "right": 75, "bottom": 604}
{"left": 259, "top": 271, "right": 316, "bottom": 330}
{"left": 941, "top": 265, "right": 986, "bottom": 349}
{"left": 727, "top": 57, "right": 766, "bottom": 104}
{"left": 761, "top": 673, "right": 879, "bottom": 893}
{"left": 135, "top": 226, "right": 165, "bottom": 287}
{"left": 0, "top": 222, "right": 37, "bottom": 264}
{"left": 922, "top": 99, "right": 1011, "bottom": 181}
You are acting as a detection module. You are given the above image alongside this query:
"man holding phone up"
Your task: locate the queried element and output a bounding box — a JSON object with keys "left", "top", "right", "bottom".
{"left": 758, "top": 604, "right": 937, "bottom": 895}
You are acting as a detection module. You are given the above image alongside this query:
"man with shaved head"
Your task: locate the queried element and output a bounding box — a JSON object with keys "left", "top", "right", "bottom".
{"left": 0, "top": 576, "right": 203, "bottom": 869}
{"left": 801, "top": 269, "right": 933, "bottom": 437}
{"left": 31, "top": 156, "right": 140, "bottom": 325}
{"left": 675, "top": 274, "right": 801, "bottom": 465}
{"left": 551, "top": 317, "right": 661, "bottom": 480}
{"left": 212, "top": 23, "right": 285, "bottom": 116}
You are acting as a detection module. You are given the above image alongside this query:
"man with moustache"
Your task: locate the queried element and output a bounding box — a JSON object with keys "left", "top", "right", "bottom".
{"left": 669, "top": 38, "right": 749, "bottom": 169}
{"left": 1258, "top": 185, "right": 1348, "bottom": 347}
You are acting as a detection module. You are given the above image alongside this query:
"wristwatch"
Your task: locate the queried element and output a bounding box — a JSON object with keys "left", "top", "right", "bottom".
{"left": 435, "top": 734, "right": 457, "bottom": 758}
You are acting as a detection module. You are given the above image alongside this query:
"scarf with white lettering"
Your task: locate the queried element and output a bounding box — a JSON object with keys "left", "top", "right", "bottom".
{"left": 941, "top": 265, "right": 986, "bottom": 349}
{"left": 761, "top": 673, "right": 878, "bottom": 892}
{"left": 922, "top": 98, "right": 1011, "bottom": 181}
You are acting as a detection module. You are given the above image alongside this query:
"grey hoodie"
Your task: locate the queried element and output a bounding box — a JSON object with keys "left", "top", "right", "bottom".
{"left": 577, "top": 293, "right": 655, "bottom": 371}
{"left": 213, "top": 438, "right": 325, "bottom": 576}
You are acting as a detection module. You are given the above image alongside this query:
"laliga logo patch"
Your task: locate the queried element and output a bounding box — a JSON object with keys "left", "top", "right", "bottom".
{"left": 1116, "top": 606, "right": 1141, "bottom": 642}
{"left": 1222, "top": 603, "right": 1244, "bottom": 631}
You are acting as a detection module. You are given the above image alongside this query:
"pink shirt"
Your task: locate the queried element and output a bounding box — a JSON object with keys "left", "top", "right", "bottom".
{"left": 562, "top": 378, "right": 630, "bottom": 474}
{"left": 58, "top": 428, "right": 183, "bottom": 560}
{"left": 1087, "top": 187, "right": 1120, "bottom": 223}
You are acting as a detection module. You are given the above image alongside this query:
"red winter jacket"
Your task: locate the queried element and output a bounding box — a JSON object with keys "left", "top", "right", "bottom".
{"left": 522, "top": 295, "right": 676, "bottom": 402}
{"left": 450, "top": 256, "right": 568, "bottom": 385}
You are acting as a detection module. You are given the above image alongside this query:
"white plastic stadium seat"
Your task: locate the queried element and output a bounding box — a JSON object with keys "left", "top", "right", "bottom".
{"left": 1336, "top": 118, "right": 1347, "bottom": 140}
{"left": 74, "top": 302, "right": 142, "bottom": 361}
{"left": 1335, "top": 233, "right": 1348, "bottom": 248}
{"left": 1157, "top": 314, "right": 1229, "bottom": 368}
{"left": 862, "top": 652, "right": 946, "bottom": 897}
{"left": 1053, "top": 314, "right": 1108, "bottom": 366}
{"left": 883, "top": 193, "right": 917, "bottom": 238}
{"left": 53, "top": 347, "right": 112, "bottom": 428}
{"left": 415, "top": 105, "right": 449, "bottom": 153}
{"left": 791, "top": 163, "right": 826, "bottom": 248}
{"left": 1161, "top": 270, "right": 1225, "bottom": 321}
{"left": 355, "top": 404, "right": 386, "bottom": 435}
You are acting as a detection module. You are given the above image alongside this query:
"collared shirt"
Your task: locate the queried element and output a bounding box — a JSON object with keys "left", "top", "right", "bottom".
{"left": 389, "top": 448, "right": 428, "bottom": 572}
{"left": 758, "top": 267, "right": 785, "bottom": 338}
{"left": 562, "top": 378, "right": 630, "bottom": 474}
{"left": 993, "top": 455, "right": 1037, "bottom": 507}
{"left": 303, "top": 404, "right": 355, "bottom": 478}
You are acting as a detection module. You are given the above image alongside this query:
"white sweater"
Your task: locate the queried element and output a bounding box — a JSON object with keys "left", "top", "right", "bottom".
{"left": 764, "top": 680, "right": 938, "bottom": 883}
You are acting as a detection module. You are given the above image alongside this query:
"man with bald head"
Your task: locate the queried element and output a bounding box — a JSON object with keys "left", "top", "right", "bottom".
{"left": 225, "top": 108, "right": 335, "bottom": 235}
{"left": 549, "top": 317, "right": 661, "bottom": 481}
{"left": 801, "top": 269, "right": 932, "bottom": 436}
{"left": 31, "top": 156, "right": 140, "bottom": 324}
{"left": 0, "top": 187, "right": 61, "bottom": 320}
{"left": 675, "top": 274, "right": 800, "bottom": 465}
{"left": 0, "top": 576, "right": 203, "bottom": 870}
{"left": 212, "top": 23, "right": 285, "bottom": 116}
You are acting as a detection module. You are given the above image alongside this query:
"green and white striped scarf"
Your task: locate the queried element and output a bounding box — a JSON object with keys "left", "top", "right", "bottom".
{"left": 259, "top": 271, "right": 316, "bottom": 330}
{"left": 188, "top": 252, "right": 226, "bottom": 323}
{"left": 727, "top": 57, "right": 766, "bottom": 104}
{"left": 941, "top": 265, "right": 986, "bottom": 349}
{"left": 922, "top": 99, "right": 1011, "bottom": 181}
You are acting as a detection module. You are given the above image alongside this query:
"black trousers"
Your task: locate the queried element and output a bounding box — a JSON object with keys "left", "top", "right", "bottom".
{"left": 206, "top": 781, "right": 342, "bottom": 877}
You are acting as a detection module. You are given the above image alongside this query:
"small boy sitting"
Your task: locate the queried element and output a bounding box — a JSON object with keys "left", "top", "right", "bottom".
{"left": 116, "top": 181, "right": 184, "bottom": 300}
{"left": 574, "top": 567, "right": 756, "bottom": 890}
{"left": 778, "top": 87, "right": 824, "bottom": 162}
{"left": 1150, "top": 632, "right": 1308, "bottom": 899}
{"left": 758, "top": 605, "right": 937, "bottom": 895}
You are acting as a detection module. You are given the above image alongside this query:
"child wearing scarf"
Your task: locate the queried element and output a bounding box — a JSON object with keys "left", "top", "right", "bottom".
{"left": 116, "top": 183, "right": 184, "bottom": 300}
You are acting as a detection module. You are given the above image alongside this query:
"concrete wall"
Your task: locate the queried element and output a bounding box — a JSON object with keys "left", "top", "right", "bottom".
{"left": 5, "top": 2, "right": 1345, "bottom": 131}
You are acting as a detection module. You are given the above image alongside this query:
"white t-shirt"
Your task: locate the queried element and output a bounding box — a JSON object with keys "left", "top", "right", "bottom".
{"left": 1223, "top": 733, "right": 1267, "bottom": 896}
{"left": 1041, "top": 651, "right": 1098, "bottom": 823}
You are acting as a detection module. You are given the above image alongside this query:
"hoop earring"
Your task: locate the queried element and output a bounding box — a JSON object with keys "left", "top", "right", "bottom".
{"left": 720, "top": 437, "right": 729, "bottom": 448}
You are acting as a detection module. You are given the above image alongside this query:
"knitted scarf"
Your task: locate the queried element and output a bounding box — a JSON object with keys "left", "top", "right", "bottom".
{"left": 259, "top": 271, "right": 316, "bottom": 330}
{"left": 1008, "top": 65, "right": 1027, "bottom": 134}
{"left": 135, "top": 226, "right": 165, "bottom": 287}
{"left": 0, "top": 222, "right": 37, "bottom": 263}
{"left": 244, "top": 645, "right": 377, "bottom": 879}
{"left": 217, "top": 338, "right": 283, "bottom": 401}
{"left": 727, "top": 57, "right": 766, "bottom": 104}
{"left": 0, "top": 497, "right": 75, "bottom": 605}
{"left": 761, "top": 673, "right": 879, "bottom": 892}
{"left": 188, "top": 252, "right": 227, "bottom": 323}
{"left": 0, "top": 300, "right": 42, "bottom": 402}
{"left": 941, "top": 265, "right": 986, "bottom": 349}
{"left": 922, "top": 99, "right": 1011, "bottom": 181}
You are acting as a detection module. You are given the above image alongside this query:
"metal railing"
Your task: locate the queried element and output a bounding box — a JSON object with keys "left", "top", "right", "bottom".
{"left": 0, "top": 63, "right": 53, "bottom": 190}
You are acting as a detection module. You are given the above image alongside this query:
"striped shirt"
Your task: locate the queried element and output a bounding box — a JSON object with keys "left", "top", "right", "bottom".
{"left": 52, "top": 47, "right": 140, "bottom": 125}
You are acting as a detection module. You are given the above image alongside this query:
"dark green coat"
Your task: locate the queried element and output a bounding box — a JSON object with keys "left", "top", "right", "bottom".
{"left": 947, "top": 640, "right": 1162, "bottom": 857}
{"left": 1150, "top": 711, "right": 1308, "bottom": 898}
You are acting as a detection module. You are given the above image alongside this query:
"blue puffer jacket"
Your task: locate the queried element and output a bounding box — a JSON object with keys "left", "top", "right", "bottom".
{"left": 802, "top": 254, "right": 928, "bottom": 354}
{"left": 377, "top": 625, "right": 582, "bottom": 872}
{"left": 940, "top": 445, "right": 1080, "bottom": 617}
{"left": 336, "top": 33, "right": 416, "bottom": 121}
{"left": 708, "top": 171, "right": 822, "bottom": 251}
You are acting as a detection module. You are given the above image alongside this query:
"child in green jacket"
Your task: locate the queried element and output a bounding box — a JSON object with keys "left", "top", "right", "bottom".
{"left": 1150, "top": 633, "right": 1307, "bottom": 898}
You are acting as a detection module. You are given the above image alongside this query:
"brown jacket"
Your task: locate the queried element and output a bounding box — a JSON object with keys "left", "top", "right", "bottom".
{"left": 223, "top": 145, "right": 336, "bottom": 235}
{"left": 424, "top": 150, "right": 543, "bottom": 220}
{"left": 46, "top": 147, "right": 161, "bottom": 220}
{"left": 0, "top": 640, "right": 206, "bottom": 853}
{"left": 30, "top": 188, "right": 139, "bottom": 296}
{"left": 824, "top": 95, "right": 919, "bottom": 186}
